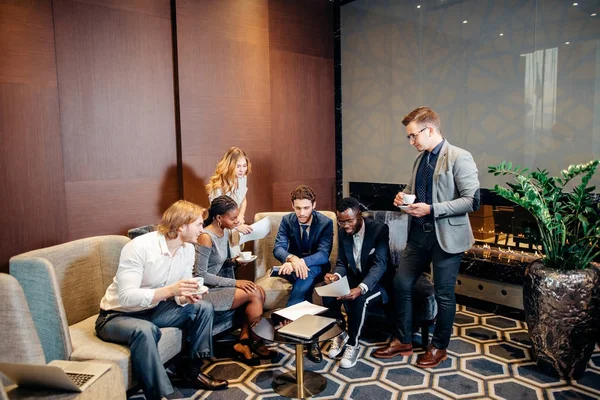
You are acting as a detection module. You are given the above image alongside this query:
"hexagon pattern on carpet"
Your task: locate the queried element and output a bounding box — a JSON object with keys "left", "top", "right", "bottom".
{"left": 127, "top": 305, "right": 600, "bottom": 399}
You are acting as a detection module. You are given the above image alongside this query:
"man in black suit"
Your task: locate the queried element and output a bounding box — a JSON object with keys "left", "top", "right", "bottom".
{"left": 323, "top": 197, "right": 392, "bottom": 368}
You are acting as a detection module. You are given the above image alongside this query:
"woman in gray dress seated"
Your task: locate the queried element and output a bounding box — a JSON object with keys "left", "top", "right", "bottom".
{"left": 195, "top": 195, "right": 274, "bottom": 363}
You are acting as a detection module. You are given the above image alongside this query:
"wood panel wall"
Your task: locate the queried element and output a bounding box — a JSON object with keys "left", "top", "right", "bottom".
{"left": 177, "top": 0, "right": 334, "bottom": 216}
{"left": 176, "top": 0, "right": 273, "bottom": 218}
{"left": 0, "top": 0, "right": 69, "bottom": 273}
{"left": 53, "top": 0, "right": 180, "bottom": 240}
{"left": 0, "top": 0, "right": 334, "bottom": 271}
{"left": 269, "top": 0, "right": 335, "bottom": 211}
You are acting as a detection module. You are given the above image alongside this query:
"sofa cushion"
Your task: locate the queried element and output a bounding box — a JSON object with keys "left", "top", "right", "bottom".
{"left": 69, "top": 315, "right": 182, "bottom": 389}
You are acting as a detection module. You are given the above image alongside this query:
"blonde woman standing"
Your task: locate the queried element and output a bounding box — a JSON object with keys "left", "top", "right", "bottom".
{"left": 206, "top": 147, "right": 252, "bottom": 233}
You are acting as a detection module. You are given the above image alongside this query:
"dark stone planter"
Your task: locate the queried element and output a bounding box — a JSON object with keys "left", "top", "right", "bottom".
{"left": 523, "top": 261, "right": 600, "bottom": 379}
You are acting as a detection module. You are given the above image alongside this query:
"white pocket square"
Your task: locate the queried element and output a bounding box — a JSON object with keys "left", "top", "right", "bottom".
{"left": 368, "top": 248, "right": 375, "bottom": 255}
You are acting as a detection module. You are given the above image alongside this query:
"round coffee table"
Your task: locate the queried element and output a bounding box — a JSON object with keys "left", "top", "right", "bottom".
{"left": 251, "top": 310, "right": 343, "bottom": 399}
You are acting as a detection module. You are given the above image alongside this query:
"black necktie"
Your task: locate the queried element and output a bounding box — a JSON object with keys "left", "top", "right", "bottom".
{"left": 417, "top": 153, "right": 431, "bottom": 225}
{"left": 301, "top": 225, "right": 310, "bottom": 254}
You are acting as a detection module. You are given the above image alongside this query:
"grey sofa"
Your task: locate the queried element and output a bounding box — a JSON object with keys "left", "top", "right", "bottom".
{"left": 0, "top": 273, "right": 126, "bottom": 399}
{"left": 8, "top": 236, "right": 182, "bottom": 390}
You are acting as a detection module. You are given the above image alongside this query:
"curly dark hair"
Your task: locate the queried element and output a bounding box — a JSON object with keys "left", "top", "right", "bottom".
{"left": 290, "top": 185, "right": 316, "bottom": 203}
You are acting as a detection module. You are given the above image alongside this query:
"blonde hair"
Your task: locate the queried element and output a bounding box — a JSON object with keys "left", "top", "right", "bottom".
{"left": 205, "top": 147, "right": 252, "bottom": 196}
{"left": 156, "top": 200, "right": 206, "bottom": 240}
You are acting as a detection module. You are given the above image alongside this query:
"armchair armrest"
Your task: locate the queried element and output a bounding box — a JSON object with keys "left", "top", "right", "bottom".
{"left": 9, "top": 257, "right": 72, "bottom": 362}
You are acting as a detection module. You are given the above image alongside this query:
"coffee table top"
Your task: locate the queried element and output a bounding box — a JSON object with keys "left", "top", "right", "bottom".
{"left": 251, "top": 310, "right": 344, "bottom": 345}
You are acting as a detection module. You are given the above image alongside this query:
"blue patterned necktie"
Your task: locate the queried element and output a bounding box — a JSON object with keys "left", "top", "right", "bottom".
{"left": 300, "top": 225, "right": 310, "bottom": 254}
{"left": 417, "top": 152, "right": 431, "bottom": 225}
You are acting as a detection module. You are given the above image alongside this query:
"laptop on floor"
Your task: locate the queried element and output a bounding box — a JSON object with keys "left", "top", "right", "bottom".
{"left": 0, "top": 360, "right": 112, "bottom": 392}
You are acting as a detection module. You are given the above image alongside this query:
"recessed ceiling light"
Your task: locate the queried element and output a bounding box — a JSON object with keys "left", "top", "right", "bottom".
{"left": 417, "top": 5, "right": 421, "bottom": 8}
{"left": 591, "top": 13, "right": 597, "bottom": 16}
{"left": 573, "top": 2, "right": 578, "bottom": 5}
{"left": 463, "top": 20, "right": 468, "bottom": 24}
{"left": 565, "top": 41, "right": 570, "bottom": 44}
{"left": 499, "top": 33, "right": 504, "bottom": 36}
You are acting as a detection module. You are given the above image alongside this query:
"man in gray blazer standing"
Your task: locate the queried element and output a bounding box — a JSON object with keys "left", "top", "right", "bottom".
{"left": 373, "top": 107, "right": 480, "bottom": 368}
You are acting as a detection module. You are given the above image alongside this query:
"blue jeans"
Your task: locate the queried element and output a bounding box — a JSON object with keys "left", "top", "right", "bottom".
{"left": 393, "top": 225, "right": 462, "bottom": 349}
{"left": 282, "top": 265, "right": 325, "bottom": 306}
{"left": 95, "top": 300, "right": 214, "bottom": 400}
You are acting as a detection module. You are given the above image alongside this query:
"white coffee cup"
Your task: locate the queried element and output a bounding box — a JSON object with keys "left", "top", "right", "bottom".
{"left": 403, "top": 194, "right": 416, "bottom": 204}
{"left": 240, "top": 251, "right": 252, "bottom": 260}
{"left": 193, "top": 277, "right": 204, "bottom": 287}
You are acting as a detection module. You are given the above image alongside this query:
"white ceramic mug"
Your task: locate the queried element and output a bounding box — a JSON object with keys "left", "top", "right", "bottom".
{"left": 403, "top": 194, "right": 416, "bottom": 204}
{"left": 193, "top": 277, "right": 204, "bottom": 287}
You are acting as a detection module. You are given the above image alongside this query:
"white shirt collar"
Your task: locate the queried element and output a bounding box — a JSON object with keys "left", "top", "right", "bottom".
{"left": 157, "top": 233, "right": 186, "bottom": 257}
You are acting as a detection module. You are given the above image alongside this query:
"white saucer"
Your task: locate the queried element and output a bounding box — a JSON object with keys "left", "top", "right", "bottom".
{"left": 237, "top": 255, "right": 257, "bottom": 263}
{"left": 186, "top": 286, "right": 208, "bottom": 296}
{"left": 399, "top": 205, "right": 410, "bottom": 211}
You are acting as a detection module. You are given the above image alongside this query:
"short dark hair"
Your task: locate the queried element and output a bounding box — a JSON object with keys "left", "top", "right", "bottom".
{"left": 291, "top": 185, "right": 316, "bottom": 203}
{"left": 337, "top": 197, "right": 361, "bottom": 213}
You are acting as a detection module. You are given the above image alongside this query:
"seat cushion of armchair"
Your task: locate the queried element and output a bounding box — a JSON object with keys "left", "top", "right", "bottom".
{"left": 69, "top": 315, "right": 182, "bottom": 389}
{"left": 255, "top": 274, "right": 293, "bottom": 310}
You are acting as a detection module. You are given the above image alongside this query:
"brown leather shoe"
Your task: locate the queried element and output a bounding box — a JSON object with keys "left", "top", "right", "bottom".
{"left": 416, "top": 345, "right": 447, "bottom": 368}
{"left": 372, "top": 338, "right": 413, "bottom": 359}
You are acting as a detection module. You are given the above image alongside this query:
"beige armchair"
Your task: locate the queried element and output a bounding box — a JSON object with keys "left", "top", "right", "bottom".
{"left": 8, "top": 236, "right": 182, "bottom": 390}
{"left": 0, "top": 273, "right": 126, "bottom": 399}
{"left": 253, "top": 211, "right": 338, "bottom": 310}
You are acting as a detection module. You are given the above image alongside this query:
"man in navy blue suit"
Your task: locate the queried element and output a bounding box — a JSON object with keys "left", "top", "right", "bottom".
{"left": 323, "top": 197, "right": 392, "bottom": 368}
{"left": 274, "top": 184, "right": 334, "bottom": 362}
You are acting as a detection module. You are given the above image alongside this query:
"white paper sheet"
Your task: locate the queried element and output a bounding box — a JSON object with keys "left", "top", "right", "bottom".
{"left": 239, "top": 217, "right": 271, "bottom": 245}
{"left": 273, "top": 300, "right": 328, "bottom": 321}
{"left": 315, "top": 276, "right": 351, "bottom": 297}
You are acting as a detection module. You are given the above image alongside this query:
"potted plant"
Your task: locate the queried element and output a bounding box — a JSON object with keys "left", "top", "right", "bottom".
{"left": 488, "top": 160, "right": 600, "bottom": 379}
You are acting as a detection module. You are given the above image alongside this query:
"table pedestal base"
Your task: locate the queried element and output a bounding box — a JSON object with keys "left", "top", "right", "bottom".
{"left": 273, "top": 371, "right": 327, "bottom": 398}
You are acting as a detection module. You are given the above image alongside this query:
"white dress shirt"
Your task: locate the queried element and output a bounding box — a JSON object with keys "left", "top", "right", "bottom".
{"left": 336, "top": 222, "right": 369, "bottom": 294}
{"left": 100, "top": 231, "right": 195, "bottom": 312}
{"left": 352, "top": 221, "right": 365, "bottom": 272}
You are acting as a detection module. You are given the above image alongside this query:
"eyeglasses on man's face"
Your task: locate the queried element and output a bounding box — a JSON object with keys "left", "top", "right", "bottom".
{"left": 337, "top": 216, "right": 357, "bottom": 227}
{"left": 406, "top": 127, "right": 428, "bottom": 141}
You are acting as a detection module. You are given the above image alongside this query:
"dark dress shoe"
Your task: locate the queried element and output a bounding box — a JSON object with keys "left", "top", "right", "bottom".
{"left": 306, "top": 342, "right": 323, "bottom": 363}
{"left": 416, "top": 345, "right": 447, "bottom": 368}
{"left": 182, "top": 372, "right": 228, "bottom": 390}
{"left": 372, "top": 338, "right": 413, "bottom": 359}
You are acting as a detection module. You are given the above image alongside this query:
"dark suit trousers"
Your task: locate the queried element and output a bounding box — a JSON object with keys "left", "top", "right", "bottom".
{"left": 323, "top": 283, "right": 384, "bottom": 347}
{"left": 393, "top": 224, "right": 463, "bottom": 349}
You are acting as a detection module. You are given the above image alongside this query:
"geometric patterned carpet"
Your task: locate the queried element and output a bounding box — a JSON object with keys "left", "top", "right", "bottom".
{"left": 129, "top": 305, "right": 600, "bottom": 399}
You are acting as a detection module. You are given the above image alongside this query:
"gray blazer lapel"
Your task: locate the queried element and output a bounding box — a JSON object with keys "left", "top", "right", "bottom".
{"left": 433, "top": 140, "right": 450, "bottom": 202}
{"left": 410, "top": 153, "right": 424, "bottom": 193}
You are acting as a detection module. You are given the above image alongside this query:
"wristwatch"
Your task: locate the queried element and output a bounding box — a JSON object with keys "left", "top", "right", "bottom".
{"left": 285, "top": 254, "right": 294, "bottom": 262}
